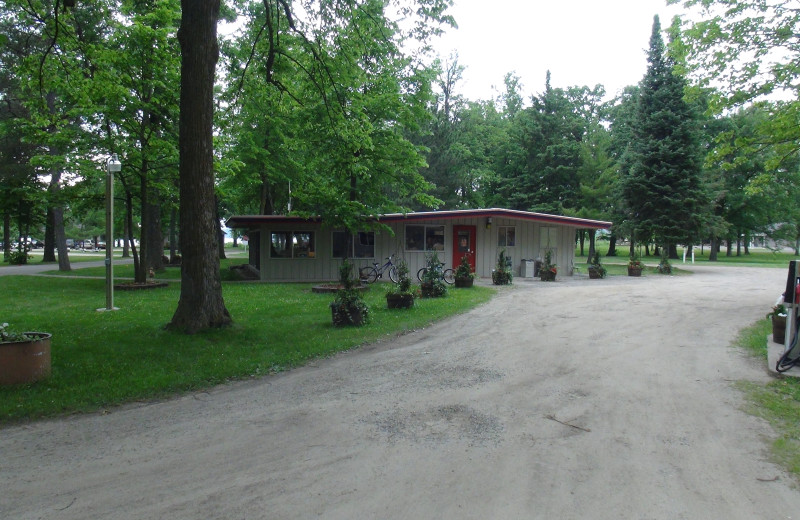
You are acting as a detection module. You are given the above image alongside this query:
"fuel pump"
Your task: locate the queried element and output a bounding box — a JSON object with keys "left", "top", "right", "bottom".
{"left": 776, "top": 260, "right": 800, "bottom": 372}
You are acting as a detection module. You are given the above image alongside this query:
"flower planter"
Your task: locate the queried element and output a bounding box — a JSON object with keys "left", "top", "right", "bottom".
{"left": 0, "top": 332, "right": 51, "bottom": 386}
{"left": 331, "top": 305, "right": 365, "bottom": 327}
{"left": 773, "top": 315, "right": 787, "bottom": 344}
{"left": 588, "top": 268, "right": 602, "bottom": 279}
{"left": 386, "top": 293, "right": 414, "bottom": 309}
{"left": 628, "top": 266, "right": 643, "bottom": 277}
{"left": 540, "top": 270, "right": 556, "bottom": 282}
{"left": 491, "top": 271, "right": 512, "bottom": 285}
{"left": 454, "top": 277, "right": 474, "bottom": 288}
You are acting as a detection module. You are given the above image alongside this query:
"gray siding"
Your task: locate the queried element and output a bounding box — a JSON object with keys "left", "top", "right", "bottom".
{"left": 254, "top": 217, "right": 584, "bottom": 282}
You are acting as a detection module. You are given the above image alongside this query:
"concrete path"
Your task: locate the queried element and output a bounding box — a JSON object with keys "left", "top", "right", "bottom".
{"left": 2, "top": 264, "right": 798, "bottom": 519}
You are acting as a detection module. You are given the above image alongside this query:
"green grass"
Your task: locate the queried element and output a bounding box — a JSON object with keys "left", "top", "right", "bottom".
{"left": 0, "top": 276, "right": 494, "bottom": 423}
{"left": 577, "top": 241, "right": 799, "bottom": 270}
{"left": 734, "top": 319, "right": 800, "bottom": 477}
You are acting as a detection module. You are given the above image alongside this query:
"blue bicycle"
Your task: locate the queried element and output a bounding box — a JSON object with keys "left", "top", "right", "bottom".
{"left": 359, "top": 254, "right": 399, "bottom": 284}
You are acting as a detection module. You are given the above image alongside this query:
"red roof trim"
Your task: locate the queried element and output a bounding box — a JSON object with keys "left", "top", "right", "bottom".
{"left": 226, "top": 208, "right": 611, "bottom": 229}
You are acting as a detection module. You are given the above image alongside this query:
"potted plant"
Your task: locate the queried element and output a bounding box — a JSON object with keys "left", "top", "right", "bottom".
{"left": 587, "top": 251, "right": 607, "bottom": 279}
{"left": 420, "top": 251, "right": 448, "bottom": 297}
{"left": 628, "top": 254, "right": 644, "bottom": 277}
{"left": 767, "top": 303, "right": 788, "bottom": 344}
{"left": 657, "top": 252, "right": 672, "bottom": 275}
{"left": 539, "top": 250, "right": 557, "bottom": 281}
{"left": 0, "top": 322, "right": 51, "bottom": 385}
{"left": 330, "top": 260, "right": 370, "bottom": 326}
{"left": 454, "top": 254, "right": 475, "bottom": 288}
{"left": 492, "top": 249, "right": 513, "bottom": 285}
{"left": 386, "top": 258, "right": 415, "bottom": 309}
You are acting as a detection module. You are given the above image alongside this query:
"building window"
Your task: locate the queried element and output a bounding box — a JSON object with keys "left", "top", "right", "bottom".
{"left": 332, "top": 231, "right": 375, "bottom": 258}
{"left": 270, "top": 231, "right": 315, "bottom": 258}
{"left": 405, "top": 225, "right": 444, "bottom": 251}
{"left": 498, "top": 226, "right": 516, "bottom": 247}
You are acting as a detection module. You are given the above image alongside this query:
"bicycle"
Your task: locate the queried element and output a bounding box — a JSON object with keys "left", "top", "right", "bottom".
{"left": 417, "top": 262, "right": 455, "bottom": 285}
{"left": 359, "top": 254, "right": 399, "bottom": 284}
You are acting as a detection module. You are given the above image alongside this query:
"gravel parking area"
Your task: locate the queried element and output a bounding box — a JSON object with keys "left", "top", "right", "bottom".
{"left": 2, "top": 264, "right": 799, "bottom": 519}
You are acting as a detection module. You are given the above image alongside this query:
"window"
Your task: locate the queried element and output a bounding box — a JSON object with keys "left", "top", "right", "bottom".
{"left": 332, "top": 231, "right": 375, "bottom": 258}
{"left": 406, "top": 225, "right": 444, "bottom": 251}
{"left": 498, "top": 226, "right": 516, "bottom": 247}
{"left": 270, "top": 231, "right": 315, "bottom": 258}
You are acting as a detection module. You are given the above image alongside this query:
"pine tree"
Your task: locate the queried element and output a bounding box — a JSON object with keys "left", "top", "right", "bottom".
{"left": 622, "top": 15, "right": 706, "bottom": 256}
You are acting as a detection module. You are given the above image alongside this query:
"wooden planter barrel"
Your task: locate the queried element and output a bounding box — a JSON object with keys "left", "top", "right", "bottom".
{"left": 386, "top": 293, "right": 414, "bottom": 309}
{"left": 628, "top": 266, "right": 643, "bottom": 277}
{"left": 0, "top": 332, "right": 51, "bottom": 385}
{"left": 454, "top": 277, "right": 474, "bottom": 288}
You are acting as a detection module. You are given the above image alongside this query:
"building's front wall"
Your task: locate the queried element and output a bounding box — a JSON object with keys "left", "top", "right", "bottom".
{"left": 255, "top": 217, "right": 588, "bottom": 282}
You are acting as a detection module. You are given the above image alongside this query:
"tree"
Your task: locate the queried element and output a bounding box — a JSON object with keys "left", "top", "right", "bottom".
{"left": 621, "top": 16, "right": 707, "bottom": 257}
{"left": 494, "top": 72, "right": 584, "bottom": 214}
{"left": 168, "top": 0, "right": 231, "bottom": 333}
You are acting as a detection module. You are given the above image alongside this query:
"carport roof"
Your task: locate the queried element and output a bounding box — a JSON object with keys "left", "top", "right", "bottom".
{"left": 226, "top": 208, "right": 612, "bottom": 230}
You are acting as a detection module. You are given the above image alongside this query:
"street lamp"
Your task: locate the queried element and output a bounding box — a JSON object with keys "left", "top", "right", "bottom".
{"left": 99, "top": 153, "right": 121, "bottom": 312}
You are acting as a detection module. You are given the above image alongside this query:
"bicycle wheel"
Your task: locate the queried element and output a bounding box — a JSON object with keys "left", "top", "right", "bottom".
{"left": 417, "top": 267, "right": 428, "bottom": 283}
{"left": 442, "top": 268, "right": 456, "bottom": 284}
{"left": 388, "top": 265, "right": 399, "bottom": 284}
{"left": 360, "top": 266, "right": 378, "bottom": 284}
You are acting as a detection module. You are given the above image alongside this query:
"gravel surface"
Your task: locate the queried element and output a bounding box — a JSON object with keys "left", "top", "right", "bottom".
{"left": 3, "top": 264, "right": 799, "bottom": 519}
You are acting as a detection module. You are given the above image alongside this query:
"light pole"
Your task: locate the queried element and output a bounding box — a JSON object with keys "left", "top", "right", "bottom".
{"left": 99, "top": 154, "right": 121, "bottom": 312}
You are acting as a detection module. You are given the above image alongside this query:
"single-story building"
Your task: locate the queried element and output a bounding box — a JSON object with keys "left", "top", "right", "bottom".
{"left": 226, "top": 208, "right": 612, "bottom": 282}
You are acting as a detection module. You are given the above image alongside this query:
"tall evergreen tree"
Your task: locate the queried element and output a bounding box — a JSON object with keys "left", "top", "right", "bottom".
{"left": 622, "top": 15, "right": 706, "bottom": 257}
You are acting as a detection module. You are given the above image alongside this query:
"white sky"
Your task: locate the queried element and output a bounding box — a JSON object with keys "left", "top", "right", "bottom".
{"left": 431, "top": 0, "right": 685, "bottom": 102}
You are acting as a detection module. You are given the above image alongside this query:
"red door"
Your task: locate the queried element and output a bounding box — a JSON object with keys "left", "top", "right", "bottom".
{"left": 453, "top": 225, "right": 477, "bottom": 272}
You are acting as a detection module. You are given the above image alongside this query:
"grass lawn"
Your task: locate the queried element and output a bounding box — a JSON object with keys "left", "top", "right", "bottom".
{"left": 0, "top": 276, "right": 494, "bottom": 424}
{"left": 576, "top": 241, "right": 798, "bottom": 270}
{"left": 735, "top": 319, "right": 800, "bottom": 477}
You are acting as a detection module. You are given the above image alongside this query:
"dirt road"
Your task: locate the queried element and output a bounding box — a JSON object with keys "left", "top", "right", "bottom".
{"left": 3, "top": 265, "right": 798, "bottom": 519}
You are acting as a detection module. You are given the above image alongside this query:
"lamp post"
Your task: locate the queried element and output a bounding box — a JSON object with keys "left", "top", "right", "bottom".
{"left": 99, "top": 154, "right": 121, "bottom": 312}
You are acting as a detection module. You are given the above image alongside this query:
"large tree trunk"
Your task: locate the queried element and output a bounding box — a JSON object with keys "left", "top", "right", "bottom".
{"left": 44, "top": 208, "right": 56, "bottom": 262}
{"left": 169, "top": 0, "right": 231, "bottom": 333}
{"left": 709, "top": 236, "right": 718, "bottom": 261}
{"left": 53, "top": 207, "right": 70, "bottom": 271}
{"left": 606, "top": 234, "right": 617, "bottom": 256}
{"left": 2, "top": 212, "right": 10, "bottom": 260}
{"left": 144, "top": 194, "right": 164, "bottom": 272}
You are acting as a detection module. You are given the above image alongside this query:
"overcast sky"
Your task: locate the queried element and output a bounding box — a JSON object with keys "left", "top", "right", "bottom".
{"left": 431, "top": 0, "right": 686, "bottom": 102}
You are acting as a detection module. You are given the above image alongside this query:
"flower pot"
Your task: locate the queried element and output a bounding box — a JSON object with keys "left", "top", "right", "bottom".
{"left": 455, "top": 277, "right": 474, "bottom": 288}
{"left": 540, "top": 270, "right": 556, "bottom": 282}
{"left": 773, "top": 315, "right": 787, "bottom": 344}
{"left": 588, "top": 268, "right": 602, "bottom": 279}
{"left": 421, "top": 281, "right": 446, "bottom": 297}
{"left": 0, "top": 332, "right": 51, "bottom": 386}
{"left": 386, "top": 293, "right": 414, "bottom": 309}
{"left": 331, "top": 305, "right": 365, "bottom": 327}
{"left": 628, "top": 266, "right": 643, "bottom": 277}
{"left": 492, "top": 271, "right": 511, "bottom": 285}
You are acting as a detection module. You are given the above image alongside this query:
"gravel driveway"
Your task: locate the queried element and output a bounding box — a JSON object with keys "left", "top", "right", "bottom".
{"left": 3, "top": 264, "right": 799, "bottom": 519}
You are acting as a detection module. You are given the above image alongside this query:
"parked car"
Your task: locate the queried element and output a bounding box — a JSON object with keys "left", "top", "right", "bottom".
{"left": 66, "top": 239, "right": 75, "bottom": 249}
{"left": 82, "top": 239, "right": 94, "bottom": 250}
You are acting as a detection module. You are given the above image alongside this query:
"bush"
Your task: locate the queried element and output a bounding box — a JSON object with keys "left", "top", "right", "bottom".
{"left": 6, "top": 250, "right": 30, "bottom": 265}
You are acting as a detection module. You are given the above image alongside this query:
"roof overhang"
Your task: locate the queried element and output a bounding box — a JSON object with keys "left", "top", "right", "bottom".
{"left": 226, "top": 208, "right": 612, "bottom": 230}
